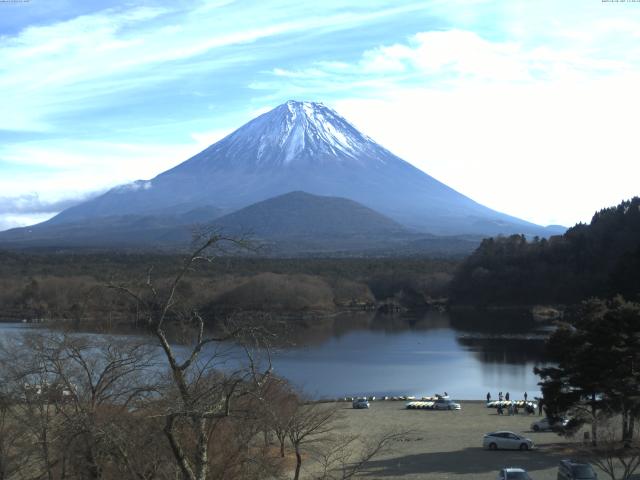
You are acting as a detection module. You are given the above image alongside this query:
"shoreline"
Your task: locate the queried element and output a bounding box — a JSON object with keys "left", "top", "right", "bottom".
{"left": 318, "top": 398, "right": 539, "bottom": 404}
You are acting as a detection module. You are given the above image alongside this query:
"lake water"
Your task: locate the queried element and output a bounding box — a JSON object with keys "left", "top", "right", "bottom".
{"left": 0, "top": 308, "right": 551, "bottom": 401}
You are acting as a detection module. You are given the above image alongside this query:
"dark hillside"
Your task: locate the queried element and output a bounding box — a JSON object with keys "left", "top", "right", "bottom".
{"left": 212, "top": 191, "right": 407, "bottom": 238}
{"left": 450, "top": 197, "right": 640, "bottom": 305}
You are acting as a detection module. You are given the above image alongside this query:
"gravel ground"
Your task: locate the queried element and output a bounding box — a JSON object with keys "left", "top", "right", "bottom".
{"left": 336, "top": 400, "right": 589, "bottom": 480}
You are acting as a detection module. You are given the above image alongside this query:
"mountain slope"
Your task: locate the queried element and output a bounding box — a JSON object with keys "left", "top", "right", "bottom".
{"left": 202, "top": 191, "right": 423, "bottom": 254}
{"left": 0, "top": 191, "right": 484, "bottom": 255}
{"left": 0, "top": 205, "right": 225, "bottom": 248}
{"left": 212, "top": 191, "right": 407, "bottom": 238}
{"left": 40, "top": 100, "right": 558, "bottom": 237}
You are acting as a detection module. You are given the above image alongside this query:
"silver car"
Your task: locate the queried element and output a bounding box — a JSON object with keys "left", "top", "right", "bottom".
{"left": 557, "top": 459, "right": 597, "bottom": 479}
{"left": 498, "top": 467, "right": 532, "bottom": 480}
{"left": 434, "top": 398, "right": 461, "bottom": 410}
{"left": 531, "top": 417, "right": 569, "bottom": 432}
{"left": 483, "top": 431, "right": 534, "bottom": 450}
{"left": 352, "top": 398, "right": 370, "bottom": 409}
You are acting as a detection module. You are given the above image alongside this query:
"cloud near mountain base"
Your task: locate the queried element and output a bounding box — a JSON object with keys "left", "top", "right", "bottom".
{"left": 0, "top": 192, "right": 101, "bottom": 232}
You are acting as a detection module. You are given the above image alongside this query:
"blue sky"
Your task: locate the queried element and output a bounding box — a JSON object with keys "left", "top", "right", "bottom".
{"left": 1, "top": 0, "right": 639, "bottom": 230}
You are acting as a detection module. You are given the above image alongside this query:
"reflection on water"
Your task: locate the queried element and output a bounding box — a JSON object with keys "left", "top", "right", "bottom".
{"left": 0, "top": 308, "right": 551, "bottom": 400}
{"left": 457, "top": 337, "right": 547, "bottom": 365}
{"left": 265, "top": 309, "right": 550, "bottom": 400}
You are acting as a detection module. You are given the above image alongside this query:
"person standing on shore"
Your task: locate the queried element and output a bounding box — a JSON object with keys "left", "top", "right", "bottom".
{"left": 505, "top": 392, "right": 510, "bottom": 401}
{"left": 486, "top": 392, "right": 491, "bottom": 403}
{"left": 498, "top": 391, "right": 503, "bottom": 401}
{"left": 524, "top": 391, "right": 528, "bottom": 402}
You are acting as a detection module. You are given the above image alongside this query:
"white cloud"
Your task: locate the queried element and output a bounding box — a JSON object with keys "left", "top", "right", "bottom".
{"left": 114, "top": 180, "right": 152, "bottom": 192}
{"left": 0, "top": 213, "right": 57, "bottom": 232}
{"left": 0, "top": 192, "right": 97, "bottom": 215}
{"left": 0, "top": 140, "right": 203, "bottom": 199}
{"left": 3, "top": 1, "right": 640, "bottom": 229}
{"left": 250, "top": 21, "right": 640, "bottom": 226}
{"left": 360, "top": 31, "right": 531, "bottom": 82}
{"left": 0, "top": 1, "right": 432, "bottom": 132}
{"left": 328, "top": 28, "right": 640, "bottom": 226}
{"left": 189, "top": 128, "right": 235, "bottom": 148}
{"left": 0, "top": 139, "right": 201, "bottom": 230}
{"left": 278, "top": 27, "right": 633, "bottom": 88}
{"left": 335, "top": 81, "right": 639, "bottom": 226}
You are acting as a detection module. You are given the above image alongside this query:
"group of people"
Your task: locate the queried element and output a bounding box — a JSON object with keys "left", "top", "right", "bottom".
{"left": 485, "top": 390, "right": 543, "bottom": 415}
{"left": 487, "top": 392, "right": 529, "bottom": 403}
{"left": 485, "top": 391, "right": 529, "bottom": 403}
{"left": 496, "top": 402, "right": 519, "bottom": 415}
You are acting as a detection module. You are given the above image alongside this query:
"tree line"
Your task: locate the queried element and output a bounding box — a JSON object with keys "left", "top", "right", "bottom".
{"left": 445, "top": 198, "right": 640, "bottom": 478}
{"left": 450, "top": 197, "right": 640, "bottom": 305}
{"left": 0, "top": 253, "right": 455, "bottom": 325}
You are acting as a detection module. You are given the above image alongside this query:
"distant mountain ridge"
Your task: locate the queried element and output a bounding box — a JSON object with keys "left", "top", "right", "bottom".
{"left": 213, "top": 191, "right": 407, "bottom": 238}
{"left": 0, "top": 191, "right": 482, "bottom": 256}
{"left": 0, "top": 100, "right": 564, "bottom": 252}
{"left": 209, "top": 191, "right": 422, "bottom": 254}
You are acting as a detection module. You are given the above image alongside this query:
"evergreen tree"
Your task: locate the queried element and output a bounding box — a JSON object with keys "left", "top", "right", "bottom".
{"left": 535, "top": 297, "right": 640, "bottom": 445}
{"left": 452, "top": 197, "right": 640, "bottom": 305}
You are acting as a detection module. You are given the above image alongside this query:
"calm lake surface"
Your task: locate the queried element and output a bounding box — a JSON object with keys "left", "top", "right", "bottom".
{"left": 0, "top": 308, "right": 551, "bottom": 400}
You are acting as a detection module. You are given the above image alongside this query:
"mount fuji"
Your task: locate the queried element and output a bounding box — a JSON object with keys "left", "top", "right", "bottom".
{"left": 0, "top": 100, "right": 563, "bottom": 252}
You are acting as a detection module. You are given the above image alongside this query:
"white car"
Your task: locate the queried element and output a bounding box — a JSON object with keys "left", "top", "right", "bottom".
{"left": 433, "top": 398, "right": 461, "bottom": 410}
{"left": 483, "top": 431, "right": 534, "bottom": 450}
{"left": 531, "top": 417, "right": 569, "bottom": 432}
{"left": 497, "top": 467, "right": 532, "bottom": 480}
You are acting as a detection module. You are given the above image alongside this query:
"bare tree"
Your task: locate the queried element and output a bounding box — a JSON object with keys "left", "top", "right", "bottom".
{"left": 577, "top": 414, "right": 640, "bottom": 480}
{"left": 45, "top": 334, "right": 159, "bottom": 480}
{"left": 312, "top": 431, "right": 407, "bottom": 480}
{"left": 258, "top": 376, "right": 298, "bottom": 458}
{"left": 287, "top": 402, "right": 340, "bottom": 480}
{"left": 0, "top": 388, "right": 30, "bottom": 480}
{"left": 0, "top": 334, "right": 65, "bottom": 480}
{"left": 109, "top": 232, "right": 273, "bottom": 480}
{"left": 0, "top": 332, "right": 164, "bottom": 480}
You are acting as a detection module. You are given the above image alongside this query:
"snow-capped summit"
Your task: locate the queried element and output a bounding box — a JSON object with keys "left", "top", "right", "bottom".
{"left": 182, "top": 100, "right": 385, "bottom": 170}
{"left": 40, "top": 100, "right": 558, "bottom": 238}
{"left": 276, "top": 100, "right": 369, "bottom": 162}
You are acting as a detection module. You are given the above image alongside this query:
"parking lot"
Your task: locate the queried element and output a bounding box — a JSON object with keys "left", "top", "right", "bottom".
{"left": 337, "top": 400, "right": 589, "bottom": 479}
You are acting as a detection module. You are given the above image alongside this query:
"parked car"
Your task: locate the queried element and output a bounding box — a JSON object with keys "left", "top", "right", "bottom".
{"left": 352, "top": 397, "right": 370, "bottom": 409}
{"left": 557, "top": 459, "right": 597, "bottom": 479}
{"left": 483, "top": 431, "right": 534, "bottom": 450}
{"left": 434, "top": 398, "right": 461, "bottom": 410}
{"left": 497, "top": 467, "right": 533, "bottom": 480}
{"left": 531, "top": 417, "right": 569, "bottom": 432}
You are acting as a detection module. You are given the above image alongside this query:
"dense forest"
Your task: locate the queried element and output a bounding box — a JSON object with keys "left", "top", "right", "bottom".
{"left": 0, "top": 253, "right": 456, "bottom": 326}
{"left": 451, "top": 197, "right": 640, "bottom": 305}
